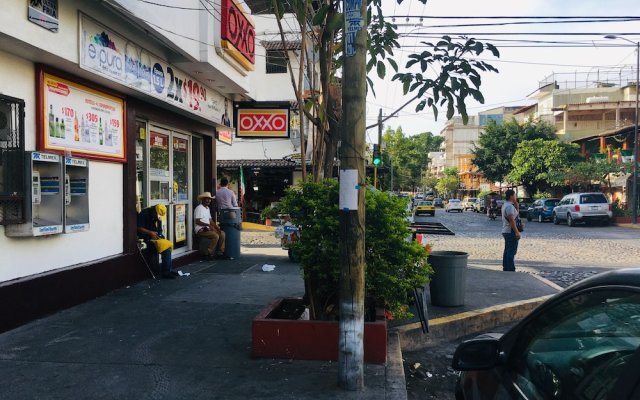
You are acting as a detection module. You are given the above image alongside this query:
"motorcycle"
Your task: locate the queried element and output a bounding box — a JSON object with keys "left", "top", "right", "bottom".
{"left": 488, "top": 207, "right": 498, "bottom": 220}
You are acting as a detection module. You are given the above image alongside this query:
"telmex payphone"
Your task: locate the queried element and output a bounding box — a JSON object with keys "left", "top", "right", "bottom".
{"left": 64, "top": 157, "right": 89, "bottom": 233}
{"left": 6, "top": 152, "right": 64, "bottom": 237}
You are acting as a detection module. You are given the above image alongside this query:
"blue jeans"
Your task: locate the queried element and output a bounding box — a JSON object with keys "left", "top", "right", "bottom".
{"left": 502, "top": 232, "right": 519, "bottom": 271}
{"left": 160, "top": 249, "right": 173, "bottom": 274}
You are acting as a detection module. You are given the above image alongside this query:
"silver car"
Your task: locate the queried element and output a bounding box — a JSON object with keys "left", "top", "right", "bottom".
{"left": 553, "top": 192, "right": 612, "bottom": 226}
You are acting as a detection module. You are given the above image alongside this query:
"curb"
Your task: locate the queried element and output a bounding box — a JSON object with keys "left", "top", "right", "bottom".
{"left": 241, "top": 222, "right": 276, "bottom": 232}
{"left": 385, "top": 332, "right": 407, "bottom": 400}
{"left": 393, "top": 295, "right": 552, "bottom": 352}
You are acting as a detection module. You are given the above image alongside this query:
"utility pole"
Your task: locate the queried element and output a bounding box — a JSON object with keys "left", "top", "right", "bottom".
{"left": 338, "top": 0, "right": 367, "bottom": 391}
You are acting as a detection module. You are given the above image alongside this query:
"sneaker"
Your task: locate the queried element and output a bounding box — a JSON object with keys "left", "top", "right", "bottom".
{"left": 162, "top": 273, "right": 177, "bottom": 279}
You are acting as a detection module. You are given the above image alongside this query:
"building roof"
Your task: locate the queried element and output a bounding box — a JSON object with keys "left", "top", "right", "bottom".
{"left": 217, "top": 159, "right": 299, "bottom": 168}
{"left": 571, "top": 125, "right": 636, "bottom": 144}
{"left": 261, "top": 40, "right": 302, "bottom": 51}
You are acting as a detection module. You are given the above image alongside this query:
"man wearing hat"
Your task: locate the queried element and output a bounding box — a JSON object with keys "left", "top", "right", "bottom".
{"left": 194, "top": 192, "right": 229, "bottom": 259}
{"left": 137, "top": 204, "right": 178, "bottom": 279}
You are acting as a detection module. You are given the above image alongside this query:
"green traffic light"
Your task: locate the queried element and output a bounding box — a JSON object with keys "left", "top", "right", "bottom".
{"left": 373, "top": 158, "right": 381, "bottom": 166}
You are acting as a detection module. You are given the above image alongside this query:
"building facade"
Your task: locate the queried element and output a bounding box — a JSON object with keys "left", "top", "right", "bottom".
{"left": 0, "top": 0, "right": 255, "bottom": 331}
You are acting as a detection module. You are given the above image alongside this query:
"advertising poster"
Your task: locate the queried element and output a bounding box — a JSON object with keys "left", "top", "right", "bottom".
{"left": 174, "top": 204, "right": 186, "bottom": 243}
{"left": 42, "top": 73, "right": 125, "bottom": 162}
{"left": 79, "top": 14, "right": 230, "bottom": 127}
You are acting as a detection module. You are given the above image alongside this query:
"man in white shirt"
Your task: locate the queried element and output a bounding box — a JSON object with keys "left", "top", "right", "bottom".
{"left": 216, "top": 177, "right": 238, "bottom": 210}
{"left": 194, "top": 192, "right": 229, "bottom": 259}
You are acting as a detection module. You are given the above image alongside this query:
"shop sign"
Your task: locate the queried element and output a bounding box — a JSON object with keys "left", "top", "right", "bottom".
{"left": 175, "top": 204, "right": 186, "bottom": 243}
{"left": 217, "top": 130, "right": 233, "bottom": 145}
{"left": 79, "top": 14, "right": 228, "bottom": 126}
{"left": 221, "top": 0, "right": 255, "bottom": 71}
{"left": 173, "top": 137, "right": 188, "bottom": 152}
{"left": 237, "top": 108, "right": 290, "bottom": 138}
{"left": 150, "top": 132, "right": 169, "bottom": 150}
{"left": 41, "top": 73, "right": 126, "bottom": 162}
{"left": 28, "top": 0, "right": 58, "bottom": 32}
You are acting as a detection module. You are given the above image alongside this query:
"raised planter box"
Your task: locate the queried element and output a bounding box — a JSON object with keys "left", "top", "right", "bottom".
{"left": 613, "top": 216, "right": 640, "bottom": 224}
{"left": 252, "top": 297, "right": 387, "bottom": 364}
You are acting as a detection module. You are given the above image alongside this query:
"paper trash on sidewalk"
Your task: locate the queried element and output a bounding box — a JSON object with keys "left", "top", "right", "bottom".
{"left": 261, "top": 264, "right": 276, "bottom": 272}
{"left": 177, "top": 270, "right": 191, "bottom": 277}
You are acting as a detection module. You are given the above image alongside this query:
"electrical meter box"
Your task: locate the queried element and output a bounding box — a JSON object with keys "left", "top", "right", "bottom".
{"left": 5, "top": 151, "right": 64, "bottom": 237}
{"left": 64, "top": 157, "right": 89, "bottom": 233}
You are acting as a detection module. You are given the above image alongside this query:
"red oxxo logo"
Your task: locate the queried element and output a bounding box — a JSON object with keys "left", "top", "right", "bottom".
{"left": 238, "top": 109, "right": 289, "bottom": 137}
{"left": 221, "top": 0, "right": 255, "bottom": 71}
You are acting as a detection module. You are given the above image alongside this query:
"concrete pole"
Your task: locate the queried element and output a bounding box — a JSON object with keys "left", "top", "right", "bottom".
{"left": 633, "top": 40, "right": 638, "bottom": 223}
{"left": 338, "top": 0, "right": 367, "bottom": 391}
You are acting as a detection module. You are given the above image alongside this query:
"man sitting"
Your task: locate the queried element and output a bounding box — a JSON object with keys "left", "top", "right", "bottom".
{"left": 137, "top": 204, "right": 178, "bottom": 279}
{"left": 194, "top": 192, "right": 230, "bottom": 260}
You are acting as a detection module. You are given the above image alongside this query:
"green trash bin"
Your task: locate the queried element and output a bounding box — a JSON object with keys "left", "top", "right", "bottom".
{"left": 428, "top": 251, "right": 468, "bottom": 307}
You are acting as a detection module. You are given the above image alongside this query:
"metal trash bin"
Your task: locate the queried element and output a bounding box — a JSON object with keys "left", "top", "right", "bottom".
{"left": 219, "top": 207, "right": 242, "bottom": 258}
{"left": 427, "top": 251, "right": 468, "bottom": 307}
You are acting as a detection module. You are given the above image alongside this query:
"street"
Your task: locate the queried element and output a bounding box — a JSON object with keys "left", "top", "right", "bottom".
{"left": 404, "top": 206, "right": 640, "bottom": 399}
{"left": 423, "top": 207, "right": 640, "bottom": 287}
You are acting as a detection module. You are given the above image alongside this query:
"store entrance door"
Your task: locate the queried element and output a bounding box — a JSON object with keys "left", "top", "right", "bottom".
{"left": 148, "top": 126, "right": 192, "bottom": 255}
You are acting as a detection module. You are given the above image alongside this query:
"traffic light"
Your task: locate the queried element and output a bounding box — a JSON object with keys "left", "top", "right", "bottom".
{"left": 372, "top": 144, "right": 381, "bottom": 166}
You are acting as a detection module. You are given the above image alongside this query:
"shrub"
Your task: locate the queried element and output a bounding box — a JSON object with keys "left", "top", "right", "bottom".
{"left": 280, "top": 180, "right": 431, "bottom": 320}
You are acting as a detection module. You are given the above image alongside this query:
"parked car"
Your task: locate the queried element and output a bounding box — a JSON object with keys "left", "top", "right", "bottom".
{"left": 413, "top": 200, "right": 435, "bottom": 222}
{"left": 527, "top": 198, "right": 560, "bottom": 222}
{"left": 553, "top": 192, "right": 612, "bottom": 226}
{"left": 517, "top": 197, "right": 532, "bottom": 218}
{"left": 473, "top": 197, "right": 485, "bottom": 213}
{"left": 445, "top": 199, "right": 463, "bottom": 213}
{"left": 433, "top": 198, "right": 444, "bottom": 208}
{"left": 453, "top": 268, "right": 640, "bottom": 400}
{"left": 462, "top": 197, "right": 477, "bottom": 211}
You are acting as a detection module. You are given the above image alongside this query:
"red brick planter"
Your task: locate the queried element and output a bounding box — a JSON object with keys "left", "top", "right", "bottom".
{"left": 613, "top": 216, "right": 640, "bottom": 224}
{"left": 252, "top": 297, "right": 387, "bottom": 364}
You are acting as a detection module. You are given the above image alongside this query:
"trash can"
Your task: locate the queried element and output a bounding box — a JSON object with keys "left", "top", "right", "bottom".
{"left": 427, "top": 251, "right": 468, "bottom": 307}
{"left": 219, "top": 207, "right": 242, "bottom": 258}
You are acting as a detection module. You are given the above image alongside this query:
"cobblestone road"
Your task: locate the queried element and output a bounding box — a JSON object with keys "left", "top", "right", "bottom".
{"left": 423, "top": 208, "right": 640, "bottom": 287}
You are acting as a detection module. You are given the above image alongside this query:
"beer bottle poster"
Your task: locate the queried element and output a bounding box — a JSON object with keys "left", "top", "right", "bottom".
{"left": 41, "top": 72, "right": 125, "bottom": 162}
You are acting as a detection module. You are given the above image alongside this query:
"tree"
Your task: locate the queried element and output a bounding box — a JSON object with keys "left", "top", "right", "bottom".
{"left": 472, "top": 118, "right": 556, "bottom": 184}
{"left": 271, "top": 0, "right": 499, "bottom": 181}
{"left": 436, "top": 167, "right": 459, "bottom": 196}
{"left": 507, "top": 139, "right": 582, "bottom": 195}
{"left": 546, "top": 160, "right": 631, "bottom": 192}
{"left": 382, "top": 127, "right": 443, "bottom": 191}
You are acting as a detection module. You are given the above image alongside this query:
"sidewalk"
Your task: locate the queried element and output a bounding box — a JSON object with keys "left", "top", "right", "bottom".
{"left": 0, "top": 241, "right": 561, "bottom": 400}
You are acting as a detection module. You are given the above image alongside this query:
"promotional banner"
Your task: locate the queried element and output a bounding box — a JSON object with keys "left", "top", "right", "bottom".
{"left": 42, "top": 73, "right": 126, "bottom": 162}
{"left": 79, "top": 14, "right": 230, "bottom": 126}
{"left": 217, "top": 130, "right": 233, "bottom": 145}
{"left": 237, "top": 108, "right": 290, "bottom": 138}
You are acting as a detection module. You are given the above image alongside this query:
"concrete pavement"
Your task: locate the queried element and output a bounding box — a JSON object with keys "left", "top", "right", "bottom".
{"left": 0, "top": 240, "right": 562, "bottom": 399}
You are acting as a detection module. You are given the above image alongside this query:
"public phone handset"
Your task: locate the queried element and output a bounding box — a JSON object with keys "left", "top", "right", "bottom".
{"left": 32, "top": 171, "right": 41, "bottom": 205}
{"left": 65, "top": 174, "right": 71, "bottom": 206}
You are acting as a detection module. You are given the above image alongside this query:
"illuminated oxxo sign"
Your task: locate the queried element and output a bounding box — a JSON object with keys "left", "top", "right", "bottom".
{"left": 221, "top": 0, "right": 255, "bottom": 71}
{"left": 237, "top": 109, "right": 289, "bottom": 138}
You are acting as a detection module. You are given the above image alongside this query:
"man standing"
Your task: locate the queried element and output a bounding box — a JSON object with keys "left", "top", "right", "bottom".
{"left": 501, "top": 189, "right": 521, "bottom": 272}
{"left": 216, "top": 177, "right": 238, "bottom": 210}
{"left": 194, "top": 192, "right": 229, "bottom": 259}
{"left": 137, "top": 204, "right": 177, "bottom": 279}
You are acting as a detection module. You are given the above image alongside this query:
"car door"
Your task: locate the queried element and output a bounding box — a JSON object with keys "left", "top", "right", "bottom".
{"left": 496, "top": 288, "right": 640, "bottom": 400}
{"left": 532, "top": 200, "right": 541, "bottom": 218}
{"left": 555, "top": 198, "right": 568, "bottom": 220}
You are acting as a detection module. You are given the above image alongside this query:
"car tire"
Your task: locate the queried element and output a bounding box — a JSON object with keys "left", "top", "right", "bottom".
{"left": 553, "top": 214, "right": 559, "bottom": 225}
{"left": 602, "top": 219, "right": 610, "bottom": 226}
{"left": 567, "top": 213, "right": 574, "bottom": 227}
{"left": 538, "top": 214, "right": 544, "bottom": 223}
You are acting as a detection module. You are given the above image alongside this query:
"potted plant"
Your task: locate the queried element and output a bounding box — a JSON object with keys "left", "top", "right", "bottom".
{"left": 252, "top": 180, "right": 431, "bottom": 363}
{"left": 260, "top": 206, "right": 278, "bottom": 226}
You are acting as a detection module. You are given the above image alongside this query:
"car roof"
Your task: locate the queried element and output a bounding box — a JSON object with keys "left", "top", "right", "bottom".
{"left": 562, "top": 268, "right": 640, "bottom": 295}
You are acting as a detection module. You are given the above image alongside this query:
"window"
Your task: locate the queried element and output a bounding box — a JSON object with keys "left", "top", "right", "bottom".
{"left": 510, "top": 289, "right": 640, "bottom": 399}
{"left": 0, "top": 94, "right": 26, "bottom": 224}
{"left": 580, "top": 194, "right": 607, "bottom": 204}
{"left": 266, "top": 50, "right": 287, "bottom": 74}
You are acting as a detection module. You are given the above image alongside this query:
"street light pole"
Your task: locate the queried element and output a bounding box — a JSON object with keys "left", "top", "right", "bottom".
{"left": 605, "top": 35, "right": 639, "bottom": 224}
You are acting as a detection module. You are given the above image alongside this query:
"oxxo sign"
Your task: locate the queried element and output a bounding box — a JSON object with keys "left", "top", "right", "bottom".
{"left": 237, "top": 109, "right": 289, "bottom": 138}
{"left": 221, "top": 0, "right": 255, "bottom": 71}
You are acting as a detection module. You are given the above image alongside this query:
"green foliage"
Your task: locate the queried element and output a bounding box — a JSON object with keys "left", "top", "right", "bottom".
{"left": 477, "top": 189, "right": 494, "bottom": 199}
{"left": 472, "top": 118, "right": 556, "bottom": 184}
{"left": 546, "top": 160, "right": 631, "bottom": 192}
{"left": 260, "top": 205, "right": 278, "bottom": 221}
{"left": 436, "top": 168, "right": 459, "bottom": 196}
{"left": 279, "top": 180, "right": 431, "bottom": 320}
{"left": 507, "top": 139, "right": 582, "bottom": 195}
{"left": 382, "top": 127, "right": 443, "bottom": 191}
{"left": 532, "top": 191, "right": 553, "bottom": 200}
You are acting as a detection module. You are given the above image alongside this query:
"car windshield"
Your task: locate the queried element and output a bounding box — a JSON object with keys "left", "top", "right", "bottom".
{"left": 449, "top": 200, "right": 460, "bottom": 203}
{"left": 580, "top": 194, "right": 608, "bottom": 204}
{"left": 545, "top": 200, "right": 559, "bottom": 207}
{"left": 468, "top": 198, "right": 476, "bottom": 202}
{"left": 417, "top": 201, "right": 431, "bottom": 206}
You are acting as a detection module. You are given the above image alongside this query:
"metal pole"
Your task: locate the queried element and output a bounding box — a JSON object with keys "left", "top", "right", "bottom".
{"left": 633, "top": 40, "right": 639, "bottom": 223}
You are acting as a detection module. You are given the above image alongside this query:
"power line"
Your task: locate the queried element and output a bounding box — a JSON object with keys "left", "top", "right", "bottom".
{"left": 396, "top": 18, "right": 640, "bottom": 29}
{"left": 386, "top": 15, "right": 640, "bottom": 20}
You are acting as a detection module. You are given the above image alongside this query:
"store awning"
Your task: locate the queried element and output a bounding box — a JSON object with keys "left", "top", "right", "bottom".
{"left": 261, "top": 40, "right": 302, "bottom": 51}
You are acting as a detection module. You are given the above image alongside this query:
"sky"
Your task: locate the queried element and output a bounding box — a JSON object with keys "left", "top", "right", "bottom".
{"left": 365, "top": 0, "right": 640, "bottom": 143}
